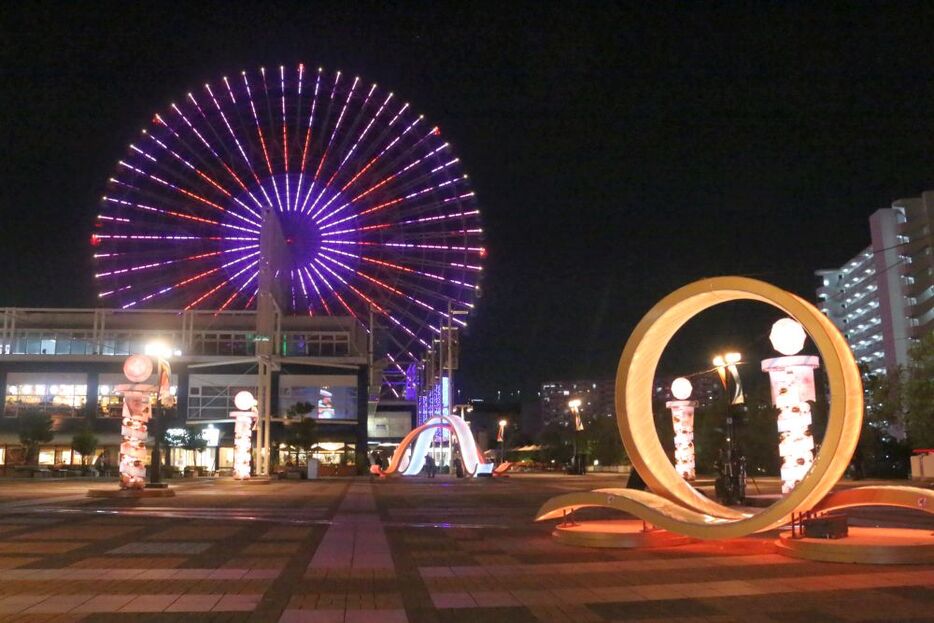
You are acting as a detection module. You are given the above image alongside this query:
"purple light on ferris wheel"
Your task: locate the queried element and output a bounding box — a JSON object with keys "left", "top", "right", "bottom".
{"left": 94, "top": 63, "right": 484, "bottom": 367}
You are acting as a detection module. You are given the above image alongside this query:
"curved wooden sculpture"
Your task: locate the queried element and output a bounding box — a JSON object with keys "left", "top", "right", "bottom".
{"left": 536, "top": 277, "right": 931, "bottom": 540}
{"left": 812, "top": 485, "right": 934, "bottom": 515}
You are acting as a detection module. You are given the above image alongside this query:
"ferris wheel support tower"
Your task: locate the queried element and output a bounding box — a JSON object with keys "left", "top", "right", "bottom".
{"left": 253, "top": 207, "right": 288, "bottom": 475}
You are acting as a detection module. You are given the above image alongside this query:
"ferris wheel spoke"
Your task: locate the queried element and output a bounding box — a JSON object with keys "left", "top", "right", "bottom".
{"left": 316, "top": 253, "right": 448, "bottom": 337}
{"left": 162, "top": 105, "right": 265, "bottom": 219}
{"left": 113, "top": 159, "right": 253, "bottom": 227}
{"left": 118, "top": 252, "right": 258, "bottom": 309}
{"left": 183, "top": 258, "right": 260, "bottom": 311}
{"left": 320, "top": 247, "right": 478, "bottom": 300}
{"left": 311, "top": 257, "right": 419, "bottom": 338}
{"left": 301, "top": 73, "right": 360, "bottom": 214}
{"left": 321, "top": 239, "right": 485, "bottom": 256}
{"left": 242, "top": 70, "right": 284, "bottom": 213}
{"left": 94, "top": 246, "right": 257, "bottom": 279}
{"left": 324, "top": 86, "right": 390, "bottom": 190}
{"left": 320, "top": 174, "right": 469, "bottom": 231}
{"left": 100, "top": 196, "right": 260, "bottom": 235}
{"left": 313, "top": 121, "right": 437, "bottom": 224}
{"left": 293, "top": 66, "right": 323, "bottom": 214}
{"left": 321, "top": 205, "right": 478, "bottom": 238}
{"left": 141, "top": 132, "right": 260, "bottom": 223}
{"left": 279, "top": 66, "right": 292, "bottom": 211}
{"left": 296, "top": 70, "right": 343, "bottom": 214}
{"left": 306, "top": 82, "right": 379, "bottom": 217}
{"left": 210, "top": 80, "right": 276, "bottom": 209}
{"left": 306, "top": 260, "right": 359, "bottom": 320}
{"left": 215, "top": 268, "right": 258, "bottom": 314}
{"left": 313, "top": 108, "right": 422, "bottom": 223}
{"left": 312, "top": 137, "right": 451, "bottom": 225}
{"left": 300, "top": 266, "right": 332, "bottom": 315}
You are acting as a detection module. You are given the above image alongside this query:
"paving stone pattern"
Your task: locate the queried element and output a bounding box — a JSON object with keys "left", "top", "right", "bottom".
{"left": 0, "top": 477, "right": 928, "bottom": 622}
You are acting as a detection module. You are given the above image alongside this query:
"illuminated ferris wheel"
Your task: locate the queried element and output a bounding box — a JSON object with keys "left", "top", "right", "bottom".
{"left": 93, "top": 64, "right": 484, "bottom": 365}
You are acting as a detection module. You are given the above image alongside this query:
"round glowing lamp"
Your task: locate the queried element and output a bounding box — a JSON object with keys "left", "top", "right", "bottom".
{"left": 724, "top": 352, "right": 742, "bottom": 365}
{"left": 712, "top": 355, "right": 725, "bottom": 367}
{"left": 498, "top": 419, "right": 508, "bottom": 427}
{"left": 123, "top": 354, "right": 153, "bottom": 382}
{"left": 234, "top": 390, "right": 256, "bottom": 411}
{"left": 144, "top": 341, "right": 173, "bottom": 359}
{"left": 671, "top": 377, "right": 693, "bottom": 400}
{"left": 568, "top": 398, "right": 582, "bottom": 410}
{"left": 770, "top": 317, "right": 807, "bottom": 355}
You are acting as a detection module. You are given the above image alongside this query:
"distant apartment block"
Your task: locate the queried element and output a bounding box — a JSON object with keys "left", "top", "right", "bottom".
{"left": 816, "top": 192, "right": 933, "bottom": 374}
{"left": 540, "top": 379, "right": 615, "bottom": 427}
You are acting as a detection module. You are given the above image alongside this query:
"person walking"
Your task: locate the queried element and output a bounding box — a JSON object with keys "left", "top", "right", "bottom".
{"left": 425, "top": 454, "right": 436, "bottom": 478}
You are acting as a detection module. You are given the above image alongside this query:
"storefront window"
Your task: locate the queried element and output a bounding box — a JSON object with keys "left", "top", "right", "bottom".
{"left": 218, "top": 447, "right": 234, "bottom": 468}
{"left": 38, "top": 449, "right": 55, "bottom": 465}
{"left": 4, "top": 373, "right": 88, "bottom": 416}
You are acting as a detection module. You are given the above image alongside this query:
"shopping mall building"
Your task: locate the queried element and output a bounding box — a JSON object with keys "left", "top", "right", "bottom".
{"left": 0, "top": 307, "right": 415, "bottom": 475}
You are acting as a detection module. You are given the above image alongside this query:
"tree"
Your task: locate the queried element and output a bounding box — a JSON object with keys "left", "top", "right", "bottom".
{"left": 284, "top": 417, "right": 318, "bottom": 463}
{"left": 580, "top": 415, "right": 627, "bottom": 466}
{"left": 857, "top": 366, "right": 910, "bottom": 478}
{"left": 286, "top": 401, "right": 315, "bottom": 419}
{"left": 71, "top": 428, "right": 98, "bottom": 466}
{"left": 534, "top": 422, "right": 573, "bottom": 465}
{"left": 182, "top": 429, "right": 208, "bottom": 454}
{"left": 904, "top": 332, "right": 934, "bottom": 449}
{"left": 18, "top": 411, "right": 54, "bottom": 465}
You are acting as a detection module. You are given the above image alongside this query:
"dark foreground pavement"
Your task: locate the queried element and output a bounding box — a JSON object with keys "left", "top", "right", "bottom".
{"left": 0, "top": 475, "right": 929, "bottom": 622}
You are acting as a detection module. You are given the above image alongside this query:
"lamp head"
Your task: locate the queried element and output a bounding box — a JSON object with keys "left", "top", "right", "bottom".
{"left": 568, "top": 398, "right": 582, "bottom": 410}
{"left": 770, "top": 318, "right": 807, "bottom": 356}
{"left": 671, "top": 377, "right": 693, "bottom": 400}
{"left": 725, "top": 352, "right": 742, "bottom": 365}
{"left": 234, "top": 390, "right": 256, "bottom": 411}
{"left": 123, "top": 354, "right": 153, "bottom": 383}
{"left": 144, "top": 341, "right": 173, "bottom": 360}
{"left": 498, "top": 419, "right": 508, "bottom": 427}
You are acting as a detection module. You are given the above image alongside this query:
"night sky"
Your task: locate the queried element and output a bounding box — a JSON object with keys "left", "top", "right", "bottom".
{"left": 3, "top": 3, "right": 933, "bottom": 399}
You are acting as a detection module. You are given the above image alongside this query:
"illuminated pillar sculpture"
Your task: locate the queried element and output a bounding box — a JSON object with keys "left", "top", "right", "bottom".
{"left": 231, "top": 391, "right": 258, "bottom": 480}
{"left": 762, "top": 318, "right": 819, "bottom": 495}
{"left": 117, "top": 355, "right": 155, "bottom": 490}
{"left": 667, "top": 377, "right": 696, "bottom": 481}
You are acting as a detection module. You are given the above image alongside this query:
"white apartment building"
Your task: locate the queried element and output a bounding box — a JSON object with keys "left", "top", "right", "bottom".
{"left": 816, "top": 192, "right": 934, "bottom": 374}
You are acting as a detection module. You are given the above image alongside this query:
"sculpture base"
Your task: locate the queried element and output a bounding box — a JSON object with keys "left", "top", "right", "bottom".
{"left": 87, "top": 487, "right": 176, "bottom": 498}
{"left": 553, "top": 520, "right": 694, "bottom": 549}
{"left": 213, "top": 476, "right": 273, "bottom": 485}
{"left": 776, "top": 527, "right": 934, "bottom": 564}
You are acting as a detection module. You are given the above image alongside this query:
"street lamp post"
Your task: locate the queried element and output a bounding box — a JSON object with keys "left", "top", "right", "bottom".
{"left": 712, "top": 351, "right": 746, "bottom": 504}
{"left": 144, "top": 341, "right": 175, "bottom": 489}
{"left": 568, "top": 398, "right": 582, "bottom": 474}
{"left": 498, "top": 419, "right": 507, "bottom": 465}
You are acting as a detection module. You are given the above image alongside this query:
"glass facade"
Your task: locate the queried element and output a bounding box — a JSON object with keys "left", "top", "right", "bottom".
{"left": 282, "top": 332, "right": 351, "bottom": 357}
{"left": 2, "top": 330, "right": 352, "bottom": 358}
{"left": 3, "top": 331, "right": 181, "bottom": 356}
{"left": 4, "top": 373, "right": 88, "bottom": 416}
{"left": 188, "top": 384, "right": 257, "bottom": 420}
{"left": 279, "top": 384, "right": 358, "bottom": 420}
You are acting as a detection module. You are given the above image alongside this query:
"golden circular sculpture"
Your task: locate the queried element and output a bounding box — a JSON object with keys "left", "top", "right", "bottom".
{"left": 614, "top": 276, "right": 864, "bottom": 539}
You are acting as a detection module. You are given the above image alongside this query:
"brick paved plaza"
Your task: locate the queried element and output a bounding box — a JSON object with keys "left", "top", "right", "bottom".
{"left": 0, "top": 475, "right": 930, "bottom": 622}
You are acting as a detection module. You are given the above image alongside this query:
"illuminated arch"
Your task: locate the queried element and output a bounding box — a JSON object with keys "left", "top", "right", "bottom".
{"left": 378, "top": 414, "right": 493, "bottom": 477}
